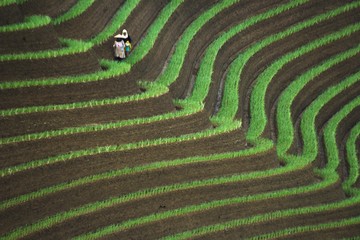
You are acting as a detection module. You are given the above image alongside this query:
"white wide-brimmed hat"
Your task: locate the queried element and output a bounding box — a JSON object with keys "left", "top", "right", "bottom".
{"left": 114, "top": 29, "right": 128, "bottom": 39}
{"left": 122, "top": 29, "right": 128, "bottom": 38}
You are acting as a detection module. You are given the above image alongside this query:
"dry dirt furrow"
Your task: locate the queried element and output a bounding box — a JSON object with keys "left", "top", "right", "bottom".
{"left": 18, "top": 0, "right": 77, "bottom": 18}
{"left": 0, "top": 147, "right": 277, "bottom": 235}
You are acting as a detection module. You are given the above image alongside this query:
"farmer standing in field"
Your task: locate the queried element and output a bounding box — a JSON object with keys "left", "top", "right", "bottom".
{"left": 113, "top": 34, "right": 125, "bottom": 61}
{"left": 113, "top": 29, "right": 132, "bottom": 60}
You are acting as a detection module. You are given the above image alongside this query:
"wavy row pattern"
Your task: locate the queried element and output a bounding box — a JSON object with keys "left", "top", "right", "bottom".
{"left": 1, "top": 0, "right": 360, "bottom": 239}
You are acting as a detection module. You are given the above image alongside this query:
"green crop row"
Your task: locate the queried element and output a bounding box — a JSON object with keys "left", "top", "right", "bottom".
{"left": 343, "top": 122, "right": 360, "bottom": 196}
{"left": 248, "top": 215, "right": 360, "bottom": 239}
{"left": 0, "top": 0, "right": 26, "bottom": 7}
{"left": 160, "top": 95, "right": 360, "bottom": 240}
{"left": 0, "top": 0, "right": 182, "bottom": 88}
{"left": 74, "top": 40, "right": 360, "bottom": 238}
{"left": 215, "top": 0, "right": 360, "bottom": 124}
{"left": 0, "top": 38, "right": 92, "bottom": 62}
{"left": 5, "top": 31, "right": 358, "bottom": 240}
{"left": 0, "top": 0, "right": 246, "bottom": 143}
{"left": 0, "top": 0, "right": 243, "bottom": 143}
{"left": 52, "top": 0, "right": 96, "bottom": 25}
{"left": 0, "top": 15, "right": 50, "bottom": 32}
{"left": 0, "top": 120, "right": 241, "bottom": 178}
{"left": 0, "top": 80, "right": 166, "bottom": 117}
{"left": 0, "top": 0, "right": 140, "bottom": 61}
{"left": 0, "top": 0, "right": 309, "bottom": 137}
{"left": 0, "top": 0, "right": 312, "bottom": 175}
{"left": 0, "top": 139, "right": 273, "bottom": 211}
{"left": 1, "top": 1, "right": 358, "bottom": 238}
{"left": 0, "top": 96, "right": 203, "bottom": 145}
{"left": 0, "top": 0, "right": 348, "bottom": 209}
{"left": 72, "top": 50, "right": 360, "bottom": 239}
{"left": 277, "top": 43, "right": 360, "bottom": 157}
{"left": 247, "top": 22, "right": 360, "bottom": 142}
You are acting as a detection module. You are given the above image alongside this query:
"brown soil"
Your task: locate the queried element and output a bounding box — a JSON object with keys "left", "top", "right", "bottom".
{"left": 0, "top": 4, "right": 23, "bottom": 26}
{"left": 18, "top": 0, "right": 78, "bottom": 18}
{"left": 0, "top": 25, "right": 61, "bottom": 54}
{"left": 0, "top": 50, "right": 101, "bottom": 81}
{"left": 54, "top": 0, "right": 126, "bottom": 40}
{"left": 1, "top": 0, "right": 360, "bottom": 239}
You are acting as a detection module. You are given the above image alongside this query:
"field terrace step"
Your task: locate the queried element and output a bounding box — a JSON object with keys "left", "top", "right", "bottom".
{"left": 194, "top": 194, "right": 359, "bottom": 239}
{"left": 0, "top": 3, "right": 23, "bottom": 26}
{"left": 0, "top": 91, "right": 175, "bottom": 138}
{"left": 290, "top": 58, "right": 360, "bottom": 160}
{"left": 280, "top": 223, "right": 360, "bottom": 240}
{"left": 330, "top": 106, "right": 360, "bottom": 183}
{"left": 200, "top": 0, "right": 331, "bottom": 116}
{"left": 0, "top": 24, "right": 61, "bottom": 54}
{"left": 2, "top": 147, "right": 318, "bottom": 239}
{"left": 0, "top": 110, "right": 212, "bottom": 168}
{"left": 4, "top": 161, "right": 340, "bottom": 239}
{"left": 108, "top": 180, "right": 345, "bottom": 239}
{"left": 54, "top": 0, "right": 126, "bottom": 40}
{"left": 0, "top": 0, "right": 213, "bottom": 109}
{"left": 0, "top": 75, "right": 141, "bottom": 109}
{"left": 169, "top": 0, "right": 292, "bottom": 100}
{"left": 108, "top": 0, "right": 221, "bottom": 80}
{"left": 0, "top": 128, "right": 253, "bottom": 199}
{"left": 0, "top": 130, "right": 274, "bottom": 225}
{"left": 0, "top": 49, "right": 102, "bottom": 81}
{"left": 93, "top": 0, "right": 169, "bottom": 59}
{"left": 18, "top": 0, "right": 78, "bottom": 18}
{"left": 238, "top": 7, "right": 360, "bottom": 133}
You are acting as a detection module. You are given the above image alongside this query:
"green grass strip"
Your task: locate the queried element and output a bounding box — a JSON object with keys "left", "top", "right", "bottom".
{"left": 0, "top": 0, "right": 182, "bottom": 87}
{"left": 343, "top": 122, "right": 360, "bottom": 196}
{"left": 0, "top": 0, "right": 311, "bottom": 169}
{"left": 0, "top": 120, "right": 241, "bottom": 177}
{"left": 0, "top": 141, "right": 274, "bottom": 240}
{"left": 277, "top": 44, "right": 360, "bottom": 156}
{"left": 214, "top": 0, "right": 360, "bottom": 124}
{"left": 0, "top": 81, "right": 167, "bottom": 117}
{"left": 5, "top": 78, "right": 358, "bottom": 239}
{"left": 73, "top": 63, "right": 360, "bottom": 239}
{"left": 247, "top": 22, "right": 360, "bottom": 141}
{"left": 0, "top": 0, "right": 243, "bottom": 145}
{"left": 0, "top": 140, "right": 272, "bottom": 211}
{"left": 0, "top": 0, "right": 27, "bottom": 7}
{"left": 0, "top": 15, "right": 50, "bottom": 32}
{"left": 158, "top": 0, "right": 309, "bottom": 90}
{"left": 0, "top": 38, "right": 92, "bottom": 61}
{"left": 249, "top": 215, "right": 360, "bottom": 239}
{"left": 161, "top": 96, "right": 360, "bottom": 240}
{"left": 0, "top": 98, "right": 202, "bottom": 145}
{"left": 89, "top": 0, "right": 140, "bottom": 46}
{"left": 0, "top": 0, "right": 140, "bottom": 63}
{"left": 52, "top": 0, "right": 96, "bottom": 25}
{"left": 0, "top": 59, "right": 130, "bottom": 89}
{"left": 156, "top": 0, "right": 245, "bottom": 87}
{"left": 0, "top": 0, "right": 355, "bottom": 144}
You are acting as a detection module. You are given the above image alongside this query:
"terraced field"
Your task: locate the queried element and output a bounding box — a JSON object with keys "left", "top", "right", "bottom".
{"left": 1, "top": 0, "right": 360, "bottom": 239}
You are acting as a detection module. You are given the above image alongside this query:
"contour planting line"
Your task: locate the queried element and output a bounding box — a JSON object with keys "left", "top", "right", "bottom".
{"left": 0, "top": 140, "right": 273, "bottom": 211}
{"left": 4, "top": 77, "right": 359, "bottom": 239}
{"left": 0, "top": 0, "right": 356, "bottom": 145}
{"left": 247, "top": 22, "right": 360, "bottom": 141}
{"left": 159, "top": 94, "right": 360, "bottom": 240}
{"left": 0, "top": 15, "right": 51, "bottom": 32}
{"left": 52, "top": 0, "right": 96, "bottom": 25}
{"left": 214, "top": 0, "right": 360, "bottom": 124}
{"left": 69, "top": 53, "right": 360, "bottom": 239}
{"left": 0, "top": 0, "right": 319, "bottom": 171}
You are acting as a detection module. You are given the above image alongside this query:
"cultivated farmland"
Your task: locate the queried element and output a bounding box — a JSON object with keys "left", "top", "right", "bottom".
{"left": 1, "top": 0, "right": 360, "bottom": 239}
